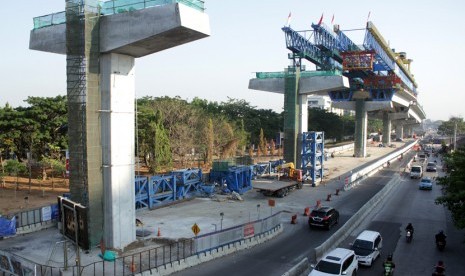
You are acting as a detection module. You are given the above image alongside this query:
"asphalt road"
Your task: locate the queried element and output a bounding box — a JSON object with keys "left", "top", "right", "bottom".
{"left": 173, "top": 158, "right": 407, "bottom": 276}
{"left": 343, "top": 155, "right": 465, "bottom": 276}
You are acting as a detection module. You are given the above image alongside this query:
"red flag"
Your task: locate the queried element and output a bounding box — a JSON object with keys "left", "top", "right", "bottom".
{"left": 286, "top": 12, "right": 291, "bottom": 26}
{"left": 331, "top": 14, "right": 334, "bottom": 24}
{"left": 317, "top": 13, "right": 324, "bottom": 25}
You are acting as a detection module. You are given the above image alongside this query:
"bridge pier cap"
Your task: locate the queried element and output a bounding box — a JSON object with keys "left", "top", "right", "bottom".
{"left": 29, "top": 1, "right": 210, "bottom": 250}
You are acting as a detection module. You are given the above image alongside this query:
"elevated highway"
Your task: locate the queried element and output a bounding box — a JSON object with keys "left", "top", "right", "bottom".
{"left": 249, "top": 20, "right": 426, "bottom": 173}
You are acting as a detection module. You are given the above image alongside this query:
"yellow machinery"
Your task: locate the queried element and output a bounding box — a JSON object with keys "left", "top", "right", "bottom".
{"left": 276, "top": 162, "right": 302, "bottom": 181}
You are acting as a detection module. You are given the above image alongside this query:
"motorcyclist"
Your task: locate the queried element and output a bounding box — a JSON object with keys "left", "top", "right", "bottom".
{"left": 432, "top": 260, "right": 445, "bottom": 276}
{"left": 435, "top": 230, "right": 447, "bottom": 244}
{"left": 383, "top": 254, "right": 395, "bottom": 275}
{"left": 405, "top": 223, "right": 414, "bottom": 238}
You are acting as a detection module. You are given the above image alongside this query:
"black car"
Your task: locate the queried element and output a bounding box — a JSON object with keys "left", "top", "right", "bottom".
{"left": 308, "top": 206, "right": 340, "bottom": 230}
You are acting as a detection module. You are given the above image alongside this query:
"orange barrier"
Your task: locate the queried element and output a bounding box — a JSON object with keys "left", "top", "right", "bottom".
{"left": 291, "top": 214, "right": 298, "bottom": 224}
{"left": 304, "top": 207, "right": 310, "bottom": 216}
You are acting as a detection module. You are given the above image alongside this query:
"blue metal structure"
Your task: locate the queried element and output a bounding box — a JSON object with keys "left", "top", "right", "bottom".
{"left": 282, "top": 21, "right": 417, "bottom": 100}
{"left": 171, "top": 168, "right": 203, "bottom": 199}
{"left": 301, "top": 132, "right": 324, "bottom": 186}
{"left": 210, "top": 166, "right": 253, "bottom": 194}
{"left": 134, "top": 168, "right": 203, "bottom": 210}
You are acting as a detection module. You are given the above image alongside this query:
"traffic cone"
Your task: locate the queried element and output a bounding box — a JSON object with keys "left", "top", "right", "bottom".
{"left": 304, "top": 207, "right": 310, "bottom": 216}
{"left": 291, "top": 214, "right": 297, "bottom": 224}
{"left": 129, "top": 261, "right": 137, "bottom": 273}
{"left": 157, "top": 227, "right": 161, "bottom": 237}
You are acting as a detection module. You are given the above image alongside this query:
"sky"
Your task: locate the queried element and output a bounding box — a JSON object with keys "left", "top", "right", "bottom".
{"left": 1, "top": 0, "right": 464, "bottom": 121}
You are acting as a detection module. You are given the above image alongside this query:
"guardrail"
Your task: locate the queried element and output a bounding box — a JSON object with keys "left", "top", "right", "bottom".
{"left": 1, "top": 203, "right": 59, "bottom": 238}
{"left": 1, "top": 212, "right": 283, "bottom": 275}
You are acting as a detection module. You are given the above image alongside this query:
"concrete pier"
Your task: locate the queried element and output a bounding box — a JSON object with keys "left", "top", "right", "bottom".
{"left": 382, "top": 111, "right": 392, "bottom": 145}
{"left": 354, "top": 99, "right": 367, "bottom": 157}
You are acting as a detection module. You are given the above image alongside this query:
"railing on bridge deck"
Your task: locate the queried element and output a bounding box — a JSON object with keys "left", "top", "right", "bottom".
{"left": 33, "top": 0, "right": 205, "bottom": 29}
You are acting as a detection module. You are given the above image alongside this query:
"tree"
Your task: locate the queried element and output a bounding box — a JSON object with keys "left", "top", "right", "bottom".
{"left": 4, "top": 159, "right": 27, "bottom": 190}
{"left": 435, "top": 147, "right": 465, "bottom": 229}
{"left": 438, "top": 116, "right": 465, "bottom": 136}
{"left": 259, "top": 128, "right": 267, "bottom": 156}
{"left": 205, "top": 119, "right": 214, "bottom": 165}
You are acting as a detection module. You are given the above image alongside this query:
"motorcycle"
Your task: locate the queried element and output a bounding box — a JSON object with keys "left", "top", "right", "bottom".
{"left": 383, "top": 264, "right": 394, "bottom": 275}
{"left": 436, "top": 240, "right": 446, "bottom": 251}
{"left": 406, "top": 230, "right": 412, "bottom": 243}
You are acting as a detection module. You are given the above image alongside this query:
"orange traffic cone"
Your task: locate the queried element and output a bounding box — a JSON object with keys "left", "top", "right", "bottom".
{"left": 304, "top": 207, "right": 310, "bottom": 216}
{"left": 157, "top": 227, "right": 161, "bottom": 237}
{"left": 291, "top": 214, "right": 297, "bottom": 224}
{"left": 129, "top": 261, "right": 137, "bottom": 273}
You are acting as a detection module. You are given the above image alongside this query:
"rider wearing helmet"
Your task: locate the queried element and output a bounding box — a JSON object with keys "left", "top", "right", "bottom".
{"left": 435, "top": 230, "right": 446, "bottom": 243}
{"left": 405, "top": 223, "right": 414, "bottom": 238}
{"left": 383, "top": 254, "right": 395, "bottom": 274}
{"left": 433, "top": 260, "right": 445, "bottom": 275}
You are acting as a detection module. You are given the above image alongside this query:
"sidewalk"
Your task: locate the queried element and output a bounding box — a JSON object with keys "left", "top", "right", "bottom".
{"left": 0, "top": 141, "right": 405, "bottom": 267}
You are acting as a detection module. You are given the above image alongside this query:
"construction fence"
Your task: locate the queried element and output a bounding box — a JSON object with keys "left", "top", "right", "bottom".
{"left": 0, "top": 212, "right": 282, "bottom": 275}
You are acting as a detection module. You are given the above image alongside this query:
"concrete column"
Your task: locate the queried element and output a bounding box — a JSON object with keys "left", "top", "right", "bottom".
{"left": 101, "top": 53, "right": 136, "bottom": 249}
{"left": 283, "top": 68, "right": 300, "bottom": 165}
{"left": 296, "top": 94, "right": 308, "bottom": 168}
{"left": 382, "top": 112, "right": 391, "bottom": 145}
{"left": 396, "top": 124, "right": 404, "bottom": 140}
{"left": 354, "top": 99, "right": 367, "bottom": 157}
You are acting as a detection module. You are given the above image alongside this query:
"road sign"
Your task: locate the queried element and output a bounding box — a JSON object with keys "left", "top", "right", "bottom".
{"left": 268, "top": 199, "right": 275, "bottom": 207}
{"left": 191, "top": 223, "right": 201, "bottom": 236}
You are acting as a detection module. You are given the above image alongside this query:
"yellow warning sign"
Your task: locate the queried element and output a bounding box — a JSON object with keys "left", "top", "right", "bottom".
{"left": 191, "top": 223, "right": 201, "bottom": 236}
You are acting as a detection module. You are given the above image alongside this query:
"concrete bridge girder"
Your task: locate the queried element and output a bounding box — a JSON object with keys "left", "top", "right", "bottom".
{"left": 30, "top": 3, "right": 210, "bottom": 57}
{"left": 248, "top": 75, "right": 349, "bottom": 95}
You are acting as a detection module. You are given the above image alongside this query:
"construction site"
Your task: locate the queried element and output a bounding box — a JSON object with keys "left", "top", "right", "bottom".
{"left": 0, "top": 0, "right": 435, "bottom": 275}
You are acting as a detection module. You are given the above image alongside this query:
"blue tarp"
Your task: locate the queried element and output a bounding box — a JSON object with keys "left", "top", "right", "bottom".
{"left": 0, "top": 216, "right": 16, "bottom": 237}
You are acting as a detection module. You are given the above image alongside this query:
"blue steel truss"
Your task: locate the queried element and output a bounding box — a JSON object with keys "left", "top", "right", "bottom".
{"left": 311, "top": 23, "right": 340, "bottom": 57}
{"left": 148, "top": 175, "right": 177, "bottom": 208}
{"left": 210, "top": 166, "right": 253, "bottom": 194}
{"left": 135, "top": 176, "right": 149, "bottom": 209}
{"left": 253, "top": 162, "right": 272, "bottom": 178}
{"left": 369, "top": 89, "right": 395, "bottom": 101}
{"left": 282, "top": 27, "right": 329, "bottom": 69}
{"left": 171, "top": 168, "right": 203, "bottom": 199}
{"left": 328, "top": 89, "right": 353, "bottom": 102}
{"left": 302, "top": 132, "right": 324, "bottom": 186}
{"left": 134, "top": 168, "right": 204, "bottom": 210}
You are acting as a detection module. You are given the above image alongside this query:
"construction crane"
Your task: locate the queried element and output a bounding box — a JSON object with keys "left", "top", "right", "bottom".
{"left": 281, "top": 21, "right": 417, "bottom": 97}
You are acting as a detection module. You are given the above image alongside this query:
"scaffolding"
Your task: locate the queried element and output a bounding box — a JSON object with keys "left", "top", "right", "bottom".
{"left": 65, "top": 0, "right": 101, "bottom": 248}
{"left": 301, "top": 131, "right": 324, "bottom": 186}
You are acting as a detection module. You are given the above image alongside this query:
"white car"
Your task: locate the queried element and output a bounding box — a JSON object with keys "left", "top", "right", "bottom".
{"left": 309, "top": 248, "right": 358, "bottom": 276}
{"left": 351, "top": 230, "right": 382, "bottom": 266}
{"left": 419, "top": 177, "right": 433, "bottom": 190}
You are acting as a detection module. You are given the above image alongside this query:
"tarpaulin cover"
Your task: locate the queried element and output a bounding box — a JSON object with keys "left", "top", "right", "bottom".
{"left": 0, "top": 216, "right": 16, "bottom": 237}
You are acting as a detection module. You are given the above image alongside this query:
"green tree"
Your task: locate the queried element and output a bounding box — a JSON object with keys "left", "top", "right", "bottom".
{"left": 259, "top": 128, "right": 267, "bottom": 156}
{"left": 438, "top": 117, "right": 465, "bottom": 136}
{"left": 4, "top": 159, "right": 27, "bottom": 190}
{"left": 435, "top": 147, "right": 465, "bottom": 229}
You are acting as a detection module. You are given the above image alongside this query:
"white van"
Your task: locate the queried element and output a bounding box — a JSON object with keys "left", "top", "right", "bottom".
{"left": 410, "top": 165, "right": 423, "bottom": 179}
{"left": 350, "top": 230, "right": 382, "bottom": 267}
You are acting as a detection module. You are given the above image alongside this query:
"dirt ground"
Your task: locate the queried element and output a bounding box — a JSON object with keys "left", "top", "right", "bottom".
{"left": 0, "top": 176, "right": 68, "bottom": 215}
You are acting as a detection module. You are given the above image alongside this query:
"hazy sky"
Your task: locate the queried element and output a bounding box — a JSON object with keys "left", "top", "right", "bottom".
{"left": 1, "top": 0, "right": 464, "bottom": 121}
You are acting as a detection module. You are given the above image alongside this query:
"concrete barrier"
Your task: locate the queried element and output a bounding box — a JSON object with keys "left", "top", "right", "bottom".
{"left": 142, "top": 224, "right": 283, "bottom": 276}
{"left": 343, "top": 140, "right": 418, "bottom": 190}
{"left": 281, "top": 257, "right": 309, "bottom": 276}
{"left": 314, "top": 174, "right": 403, "bottom": 261}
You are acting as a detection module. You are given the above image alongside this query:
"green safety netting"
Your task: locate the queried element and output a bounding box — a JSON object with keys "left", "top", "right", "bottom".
{"left": 256, "top": 70, "right": 342, "bottom": 79}
{"left": 33, "top": 0, "right": 205, "bottom": 29}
